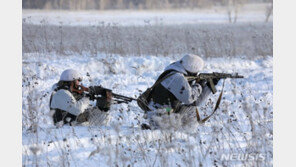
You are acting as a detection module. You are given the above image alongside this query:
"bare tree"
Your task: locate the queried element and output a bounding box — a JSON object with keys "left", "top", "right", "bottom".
{"left": 116, "top": 0, "right": 123, "bottom": 9}
{"left": 225, "top": 0, "right": 246, "bottom": 23}
{"left": 100, "top": 0, "right": 106, "bottom": 10}
{"left": 265, "top": 0, "right": 273, "bottom": 22}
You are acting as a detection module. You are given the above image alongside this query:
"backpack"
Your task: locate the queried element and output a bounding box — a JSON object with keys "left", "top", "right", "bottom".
{"left": 137, "top": 70, "right": 176, "bottom": 112}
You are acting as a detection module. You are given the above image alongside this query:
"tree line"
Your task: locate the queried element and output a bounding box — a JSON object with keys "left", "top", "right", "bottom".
{"left": 22, "top": 0, "right": 268, "bottom": 10}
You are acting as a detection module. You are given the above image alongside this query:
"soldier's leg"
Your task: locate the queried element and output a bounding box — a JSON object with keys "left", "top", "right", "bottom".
{"left": 52, "top": 110, "right": 65, "bottom": 124}
{"left": 52, "top": 109, "right": 77, "bottom": 125}
{"left": 175, "top": 105, "right": 198, "bottom": 128}
{"left": 87, "top": 107, "right": 110, "bottom": 126}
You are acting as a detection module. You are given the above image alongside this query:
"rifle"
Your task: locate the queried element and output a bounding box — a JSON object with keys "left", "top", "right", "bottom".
{"left": 112, "top": 93, "right": 137, "bottom": 104}
{"left": 86, "top": 86, "right": 136, "bottom": 111}
{"left": 186, "top": 72, "right": 243, "bottom": 124}
{"left": 186, "top": 72, "right": 244, "bottom": 94}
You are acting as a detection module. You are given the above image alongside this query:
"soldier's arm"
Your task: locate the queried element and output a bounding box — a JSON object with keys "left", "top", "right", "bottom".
{"left": 193, "top": 85, "right": 212, "bottom": 106}
{"left": 50, "top": 89, "right": 90, "bottom": 116}
{"left": 161, "top": 73, "right": 203, "bottom": 105}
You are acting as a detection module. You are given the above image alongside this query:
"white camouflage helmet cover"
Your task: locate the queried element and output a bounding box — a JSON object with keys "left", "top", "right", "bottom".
{"left": 181, "top": 54, "right": 204, "bottom": 73}
{"left": 60, "top": 69, "right": 83, "bottom": 81}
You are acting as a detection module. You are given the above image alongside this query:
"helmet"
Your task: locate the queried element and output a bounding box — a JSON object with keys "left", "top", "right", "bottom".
{"left": 60, "top": 69, "right": 82, "bottom": 81}
{"left": 180, "top": 54, "right": 204, "bottom": 73}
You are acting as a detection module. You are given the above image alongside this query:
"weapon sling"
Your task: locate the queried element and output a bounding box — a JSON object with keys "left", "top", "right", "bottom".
{"left": 196, "top": 79, "right": 226, "bottom": 124}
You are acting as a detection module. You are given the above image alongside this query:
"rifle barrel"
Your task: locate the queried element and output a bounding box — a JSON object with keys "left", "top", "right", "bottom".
{"left": 112, "top": 93, "right": 136, "bottom": 102}
{"left": 186, "top": 72, "right": 244, "bottom": 81}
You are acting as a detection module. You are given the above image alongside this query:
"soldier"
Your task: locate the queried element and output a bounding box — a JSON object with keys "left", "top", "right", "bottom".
{"left": 140, "top": 54, "right": 220, "bottom": 129}
{"left": 50, "top": 69, "right": 111, "bottom": 126}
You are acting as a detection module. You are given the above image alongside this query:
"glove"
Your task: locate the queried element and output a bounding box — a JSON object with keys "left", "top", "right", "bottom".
{"left": 198, "top": 79, "right": 207, "bottom": 88}
{"left": 205, "top": 78, "right": 220, "bottom": 91}
{"left": 96, "top": 91, "right": 112, "bottom": 112}
{"left": 89, "top": 86, "right": 112, "bottom": 112}
{"left": 88, "top": 86, "right": 97, "bottom": 100}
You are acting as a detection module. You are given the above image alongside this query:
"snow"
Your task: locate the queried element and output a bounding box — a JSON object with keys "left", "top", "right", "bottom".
{"left": 22, "top": 7, "right": 272, "bottom": 26}
{"left": 22, "top": 53, "right": 273, "bottom": 166}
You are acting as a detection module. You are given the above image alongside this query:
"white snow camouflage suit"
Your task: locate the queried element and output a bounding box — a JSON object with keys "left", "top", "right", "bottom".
{"left": 148, "top": 60, "right": 211, "bottom": 111}
{"left": 50, "top": 83, "right": 109, "bottom": 126}
{"left": 145, "top": 60, "right": 212, "bottom": 129}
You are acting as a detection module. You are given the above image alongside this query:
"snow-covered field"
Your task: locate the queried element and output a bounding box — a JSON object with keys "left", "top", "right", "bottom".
{"left": 22, "top": 10, "right": 267, "bottom": 26}
{"left": 23, "top": 3, "right": 272, "bottom": 26}
{"left": 22, "top": 22, "right": 273, "bottom": 57}
{"left": 22, "top": 53, "right": 273, "bottom": 167}
{"left": 22, "top": 4, "right": 273, "bottom": 166}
